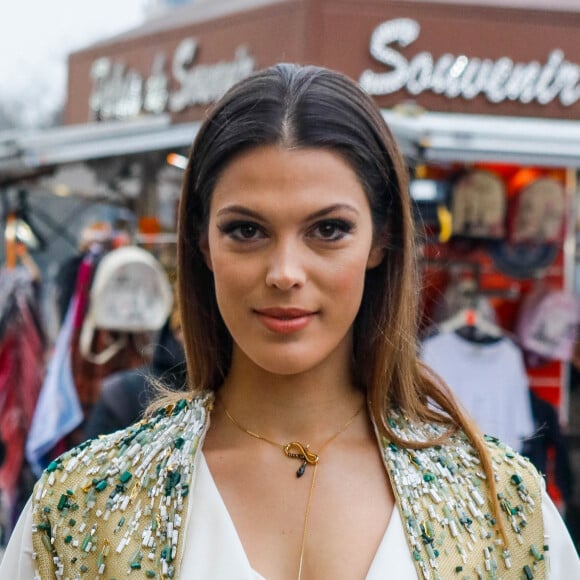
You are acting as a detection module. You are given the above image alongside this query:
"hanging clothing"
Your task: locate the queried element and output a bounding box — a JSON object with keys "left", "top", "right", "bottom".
{"left": 65, "top": 250, "right": 149, "bottom": 446}
{"left": 0, "top": 267, "right": 45, "bottom": 530}
{"left": 83, "top": 318, "right": 186, "bottom": 440}
{"left": 25, "top": 298, "right": 83, "bottom": 477}
{"left": 421, "top": 331, "right": 534, "bottom": 451}
{"left": 53, "top": 253, "right": 83, "bottom": 325}
{"left": 522, "top": 390, "right": 574, "bottom": 503}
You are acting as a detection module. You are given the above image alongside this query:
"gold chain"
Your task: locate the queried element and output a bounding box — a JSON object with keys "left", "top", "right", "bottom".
{"left": 220, "top": 398, "right": 364, "bottom": 579}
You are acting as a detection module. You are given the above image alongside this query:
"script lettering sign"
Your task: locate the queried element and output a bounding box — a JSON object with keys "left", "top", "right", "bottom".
{"left": 359, "top": 18, "right": 580, "bottom": 107}
{"left": 89, "top": 39, "right": 255, "bottom": 121}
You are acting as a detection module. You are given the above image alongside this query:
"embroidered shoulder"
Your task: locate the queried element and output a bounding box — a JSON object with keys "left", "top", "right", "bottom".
{"left": 381, "top": 412, "right": 547, "bottom": 580}
{"left": 31, "top": 392, "right": 212, "bottom": 579}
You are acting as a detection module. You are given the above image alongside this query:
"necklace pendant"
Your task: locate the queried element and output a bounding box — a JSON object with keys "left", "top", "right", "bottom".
{"left": 284, "top": 442, "right": 318, "bottom": 479}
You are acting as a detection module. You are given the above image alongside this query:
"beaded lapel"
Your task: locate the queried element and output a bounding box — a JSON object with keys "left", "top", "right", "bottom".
{"left": 31, "top": 394, "right": 546, "bottom": 579}
{"left": 31, "top": 394, "right": 212, "bottom": 579}
{"left": 381, "top": 412, "right": 547, "bottom": 580}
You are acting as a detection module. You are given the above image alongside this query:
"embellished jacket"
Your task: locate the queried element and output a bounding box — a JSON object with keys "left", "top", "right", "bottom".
{"left": 31, "top": 393, "right": 547, "bottom": 579}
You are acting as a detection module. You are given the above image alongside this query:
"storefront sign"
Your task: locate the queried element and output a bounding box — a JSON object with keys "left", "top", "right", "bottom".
{"left": 360, "top": 18, "right": 580, "bottom": 107}
{"left": 89, "top": 39, "right": 255, "bottom": 121}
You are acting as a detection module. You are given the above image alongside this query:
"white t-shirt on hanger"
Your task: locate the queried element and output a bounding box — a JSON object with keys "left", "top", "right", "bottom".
{"left": 421, "top": 331, "right": 535, "bottom": 451}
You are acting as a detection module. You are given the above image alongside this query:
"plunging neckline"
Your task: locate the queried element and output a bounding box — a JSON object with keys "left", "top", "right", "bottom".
{"left": 180, "top": 453, "right": 416, "bottom": 579}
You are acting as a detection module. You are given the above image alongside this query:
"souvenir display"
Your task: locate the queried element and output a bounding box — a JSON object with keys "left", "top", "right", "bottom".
{"left": 451, "top": 170, "right": 506, "bottom": 239}
{"left": 80, "top": 245, "right": 173, "bottom": 364}
{"left": 516, "top": 285, "right": 579, "bottom": 362}
{"left": 509, "top": 177, "right": 566, "bottom": 244}
{"left": 486, "top": 240, "right": 559, "bottom": 279}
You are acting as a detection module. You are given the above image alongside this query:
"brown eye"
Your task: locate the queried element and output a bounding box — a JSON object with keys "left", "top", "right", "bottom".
{"left": 219, "top": 221, "right": 265, "bottom": 241}
{"left": 312, "top": 219, "right": 354, "bottom": 241}
{"left": 238, "top": 224, "right": 259, "bottom": 238}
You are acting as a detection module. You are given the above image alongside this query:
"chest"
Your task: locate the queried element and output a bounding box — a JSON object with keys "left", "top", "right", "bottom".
{"left": 203, "top": 443, "right": 393, "bottom": 580}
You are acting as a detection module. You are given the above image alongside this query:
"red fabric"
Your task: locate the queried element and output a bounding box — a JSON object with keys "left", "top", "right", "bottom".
{"left": 72, "top": 255, "right": 95, "bottom": 330}
{"left": 0, "top": 297, "right": 44, "bottom": 512}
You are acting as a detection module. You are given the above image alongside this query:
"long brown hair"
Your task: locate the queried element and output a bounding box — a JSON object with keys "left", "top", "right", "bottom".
{"left": 175, "top": 63, "right": 504, "bottom": 538}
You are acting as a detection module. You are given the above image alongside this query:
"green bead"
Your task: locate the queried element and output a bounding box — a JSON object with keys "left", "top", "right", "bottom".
{"left": 57, "top": 494, "right": 69, "bottom": 511}
{"left": 95, "top": 479, "right": 108, "bottom": 492}
{"left": 511, "top": 474, "right": 523, "bottom": 485}
{"left": 81, "top": 533, "right": 91, "bottom": 551}
{"left": 41, "top": 534, "right": 52, "bottom": 552}
{"left": 161, "top": 545, "right": 173, "bottom": 563}
{"left": 119, "top": 471, "right": 132, "bottom": 484}
{"left": 413, "top": 549, "right": 421, "bottom": 561}
{"left": 46, "top": 461, "right": 59, "bottom": 473}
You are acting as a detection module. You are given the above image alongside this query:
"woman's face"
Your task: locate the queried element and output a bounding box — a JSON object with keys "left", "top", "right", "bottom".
{"left": 202, "top": 145, "right": 383, "bottom": 377}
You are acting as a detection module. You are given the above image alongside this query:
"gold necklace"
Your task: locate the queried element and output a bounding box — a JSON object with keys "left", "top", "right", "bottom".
{"left": 220, "top": 398, "right": 364, "bottom": 580}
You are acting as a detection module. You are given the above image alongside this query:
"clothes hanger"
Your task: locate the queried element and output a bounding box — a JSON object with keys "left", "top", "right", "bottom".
{"left": 439, "top": 307, "right": 504, "bottom": 340}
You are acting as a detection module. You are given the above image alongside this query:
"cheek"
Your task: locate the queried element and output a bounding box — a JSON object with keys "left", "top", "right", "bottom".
{"left": 211, "top": 258, "right": 242, "bottom": 294}
{"left": 325, "top": 252, "right": 370, "bottom": 304}
{"left": 210, "top": 253, "right": 255, "bottom": 315}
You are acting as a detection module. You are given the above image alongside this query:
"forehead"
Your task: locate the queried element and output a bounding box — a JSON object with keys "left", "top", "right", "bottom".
{"left": 210, "top": 145, "right": 369, "bottom": 213}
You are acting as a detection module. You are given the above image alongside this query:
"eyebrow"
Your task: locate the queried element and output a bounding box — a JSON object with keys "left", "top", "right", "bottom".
{"left": 215, "top": 203, "right": 360, "bottom": 219}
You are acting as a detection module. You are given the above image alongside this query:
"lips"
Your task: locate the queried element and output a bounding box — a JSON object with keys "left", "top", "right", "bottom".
{"left": 254, "top": 307, "right": 317, "bottom": 334}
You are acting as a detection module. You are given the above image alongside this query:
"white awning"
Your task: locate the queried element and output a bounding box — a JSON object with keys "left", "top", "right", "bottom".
{"left": 2, "top": 110, "right": 580, "bottom": 187}
{"left": 0, "top": 115, "right": 200, "bottom": 183}
{"left": 381, "top": 110, "right": 580, "bottom": 168}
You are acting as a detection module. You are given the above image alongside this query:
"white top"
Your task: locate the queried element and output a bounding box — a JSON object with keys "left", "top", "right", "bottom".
{"left": 421, "top": 332, "right": 535, "bottom": 451}
{"left": 2, "top": 454, "right": 578, "bottom": 578}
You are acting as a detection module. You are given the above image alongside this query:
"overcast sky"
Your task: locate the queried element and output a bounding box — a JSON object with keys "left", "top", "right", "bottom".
{"left": 0, "top": 0, "right": 148, "bottom": 127}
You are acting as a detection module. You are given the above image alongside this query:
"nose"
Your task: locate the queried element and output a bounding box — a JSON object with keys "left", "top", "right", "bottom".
{"left": 265, "top": 239, "right": 306, "bottom": 290}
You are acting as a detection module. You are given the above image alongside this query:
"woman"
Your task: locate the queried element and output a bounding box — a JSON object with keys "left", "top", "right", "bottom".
{"left": 2, "top": 64, "right": 578, "bottom": 579}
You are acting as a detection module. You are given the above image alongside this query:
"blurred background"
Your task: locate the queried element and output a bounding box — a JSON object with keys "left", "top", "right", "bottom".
{"left": 0, "top": 0, "right": 579, "bottom": 554}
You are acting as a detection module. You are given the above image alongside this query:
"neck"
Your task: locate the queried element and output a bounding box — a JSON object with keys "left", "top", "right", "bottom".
{"left": 217, "top": 350, "right": 365, "bottom": 445}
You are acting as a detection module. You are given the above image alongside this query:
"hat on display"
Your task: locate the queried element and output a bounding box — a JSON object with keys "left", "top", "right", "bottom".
{"left": 516, "top": 284, "right": 579, "bottom": 362}
{"left": 80, "top": 246, "right": 173, "bottom": 364}
{"left": 507, "top": 173, "right": 565, "bottom": 244}
{"left": 450, "top": 169, "right": 506, "bottom": 239}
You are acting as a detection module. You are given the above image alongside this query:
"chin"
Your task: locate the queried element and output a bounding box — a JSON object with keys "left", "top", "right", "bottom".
{"left": 239, "top": 339, "right": 348, "bottom": 377}
{"left": 251, "top": 355, "right": 319, "bottom": 376}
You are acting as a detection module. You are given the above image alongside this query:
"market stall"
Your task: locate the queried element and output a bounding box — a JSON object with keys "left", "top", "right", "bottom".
{"left": 1, "top": 0, "right": 580, "bottom": 509}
